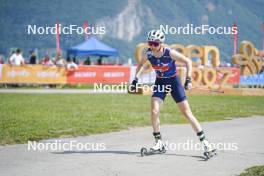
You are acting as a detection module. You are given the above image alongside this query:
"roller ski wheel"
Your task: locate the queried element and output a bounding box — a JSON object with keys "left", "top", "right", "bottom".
{"left": 140, "top": 146, "right": 166, "bottom": 157}
{"left": 140, "top": 147, "right": 148, "bottom": 157}
{"left": 204, "top": 149, "right": 217, "bottom": 160}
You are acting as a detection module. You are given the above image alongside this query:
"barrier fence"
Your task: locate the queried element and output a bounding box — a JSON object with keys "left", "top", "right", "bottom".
{"left": 0, "top": 65, "right": 66, "bottom": 84}
{"left": 130, "top": 66, "right": 240, "bottom": 88}
{"left": 67, "top": 66, "right": 130, "bottom": 84}
{"left": 0, "top": 64, "right": 263, "bottom": 87}
{"left": 240, "top": 72, "right": 264, "bottom": 86}
{"left": 0, "top": 65, "right": 130, "bottom": 84}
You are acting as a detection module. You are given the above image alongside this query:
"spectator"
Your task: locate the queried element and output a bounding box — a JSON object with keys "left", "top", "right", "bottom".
{"left": 40, "top": 54, "right": 54, "bottom": 66}
{"left": 0, "top": 56, "right": 4, "bottom": 64}
{"left": 73, "top": 56, "right": 80, "bottom": 65}
{"left": 67, "top": 58, "right": 78, "bottom": 70}
{"left": 8, "top": 51, "right": 15, "bottom": 64}
{"left": 55, "top": 54, "right": 66, "bottom": 67}
{"left": 29, "top": 50, "right": 37, "bottom": 64}
{"left": 84, "top": 56, "right": 91, "bottom": 65}
{"left": 97, "top": 56, "right": 102, "bottom": 65}
{"left": 8, "top": 49, "right": 25, "bottom": 66}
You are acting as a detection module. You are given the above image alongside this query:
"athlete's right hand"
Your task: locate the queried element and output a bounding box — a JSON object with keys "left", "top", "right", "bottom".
{"left": 130, "top": 78, "right": 138, "bottom": 92}
{"left": 184, "top": 77, "right": 192, "bottom": 90}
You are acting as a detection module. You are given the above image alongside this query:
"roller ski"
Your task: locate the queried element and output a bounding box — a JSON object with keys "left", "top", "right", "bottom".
{"left": 140, "top": 139, "right": 166, "bottom": 157}
{"left": 202, "top": 139, "right": 217, "bottom": 160}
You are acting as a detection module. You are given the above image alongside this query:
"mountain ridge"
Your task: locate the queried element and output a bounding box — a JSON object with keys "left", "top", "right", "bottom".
{"left": 0, "top": 0, "right": 263, "bottom": 63}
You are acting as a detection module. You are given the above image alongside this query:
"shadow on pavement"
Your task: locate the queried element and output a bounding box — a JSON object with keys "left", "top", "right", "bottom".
{"left": 51, "top": 150, "right": 207, "bottom": 161}
{"left": 52, "top": 150, "right": 140, "bottom": 155}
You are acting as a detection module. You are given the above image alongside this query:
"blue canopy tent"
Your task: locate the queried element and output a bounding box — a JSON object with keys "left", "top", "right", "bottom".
{"left": 67, "top": 36, "right": 118, "bottom": 57}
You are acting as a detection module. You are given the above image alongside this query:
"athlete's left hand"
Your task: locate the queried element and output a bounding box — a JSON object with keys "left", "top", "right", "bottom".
{"left": 130, "top": 78, "right": 138, "bottom": 92}
{"left": 184, "top": 77, "right": 192, "bottom": 90}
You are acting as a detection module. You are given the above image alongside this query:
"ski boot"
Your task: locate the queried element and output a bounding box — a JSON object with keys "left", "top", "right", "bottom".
{"left": 140, "top": 139, "right": 166, "bottom": 157}
{"left": 202, "top": 139, "right": 217, "bottom": 160}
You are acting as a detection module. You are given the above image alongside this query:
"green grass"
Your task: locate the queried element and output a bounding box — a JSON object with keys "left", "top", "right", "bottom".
{"left": 0, "top": 94, "right": 264, "bottom": 145}
{"left": 239, "top": 165, "right": 264, "bottom": 176}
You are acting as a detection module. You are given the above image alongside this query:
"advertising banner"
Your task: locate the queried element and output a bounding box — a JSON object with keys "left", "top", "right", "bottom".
{"left": 0, "top": 65, "right": 66, "bottom": 84}
{"left": 67, "top": 66, "right": 130, "bottom": 84}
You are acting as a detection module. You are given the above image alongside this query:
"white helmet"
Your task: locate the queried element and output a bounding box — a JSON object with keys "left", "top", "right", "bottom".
{"left": 147, "top": 30, "right": 165, "bottom": 43}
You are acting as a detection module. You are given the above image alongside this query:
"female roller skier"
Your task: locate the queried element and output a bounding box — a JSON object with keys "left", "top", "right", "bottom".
{"left": 131, "top": 30, "right": 216, "bottom": 158}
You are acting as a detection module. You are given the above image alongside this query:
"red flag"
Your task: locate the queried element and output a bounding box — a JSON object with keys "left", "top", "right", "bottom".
{"left": 56, "top": 21, "right": 61, "bottom": 54}
{"left": 260, "top": 23, "right": 264, "bottom": 59}
{"left": 233, "top": 22, "right": 237, "bottom": 55}
{"left": 262, "top": 23, "right": 264, "bottom": 59}
{"left": 83, "top": 21, "right": 89, "bottom": 40}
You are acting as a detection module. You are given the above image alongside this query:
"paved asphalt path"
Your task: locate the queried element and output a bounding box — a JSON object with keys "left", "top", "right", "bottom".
{"left": 1, "top": 116, "right": 264, "bottom": 176}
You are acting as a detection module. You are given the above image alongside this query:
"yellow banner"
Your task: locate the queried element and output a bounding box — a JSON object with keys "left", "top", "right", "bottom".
{"left": 0, "top": 64, "right": 66, "bottom": 84}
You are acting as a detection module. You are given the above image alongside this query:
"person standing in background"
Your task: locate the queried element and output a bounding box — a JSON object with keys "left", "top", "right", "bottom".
{"left": 40, "top": 54, "right": 54, "bottom": 66}
{"left": 8, "top": 49, "right": 25, "bottom": 66}
{"left": 55, "top": 54, "right": 66, "bottom": 67}
{"left": 29, "top": 50, "right": 37, "bottom": 64}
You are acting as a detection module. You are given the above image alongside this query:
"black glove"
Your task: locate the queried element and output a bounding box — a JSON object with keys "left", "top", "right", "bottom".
{"left": 131, "top": 78, "right": 138, "bottom": 92}
{"left": 184, "top": 77, "right": 192, "bottom": 90}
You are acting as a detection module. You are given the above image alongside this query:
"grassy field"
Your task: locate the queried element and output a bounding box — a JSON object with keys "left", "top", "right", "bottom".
{"left": 0, "top": 93, "right": 264, "bottom": 145}
{"left": 239, "top": 165, "right": 264, "bottom": 176}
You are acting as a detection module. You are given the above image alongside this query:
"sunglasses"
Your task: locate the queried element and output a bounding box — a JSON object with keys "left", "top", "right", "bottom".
{"left": 148, "top": 41, "right": 160, "bottom": 47}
